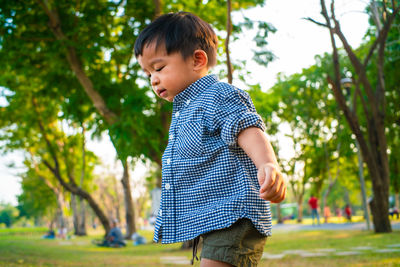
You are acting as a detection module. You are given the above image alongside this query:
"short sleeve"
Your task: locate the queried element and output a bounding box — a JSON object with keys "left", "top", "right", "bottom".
{"left": 206, "top": 86, "right": 266, "bottom": 147}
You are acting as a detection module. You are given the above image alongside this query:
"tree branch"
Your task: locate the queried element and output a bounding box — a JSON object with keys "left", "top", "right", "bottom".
{"left": 354, "top": 79, "right": 372, "bottom": 125}
{"left": 153, "top": 0, "right": 162, "bottom": 18}
{"left": 327, "top": 76, "right": 372, "bottom": 169}
{"left": 375, "top": 4, "right": 400, "bottom": 109}
{"left": 37, "top": 0, "right": 118, "bottom": 125}
{"left": 28, "top": 149, "right": 60, "bottom": 194}
{"left": 226, "top": 0, "right": 233, "bottom": 84}
{"left": 31, "top": 97, "right": 61, "bottom": 179}
{"left": 303, "top": 17, "right": 328, "bottom": 27}
{"left": 364, "top": 2, "right": 400, "bottom": 67}
{"left": 329, "top": 1, "right": 379, "bottom": 120}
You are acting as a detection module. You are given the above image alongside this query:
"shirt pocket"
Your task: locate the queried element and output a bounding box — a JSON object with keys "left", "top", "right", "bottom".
{"left": 176, "top": 121, "right": 204, "bottom": 158}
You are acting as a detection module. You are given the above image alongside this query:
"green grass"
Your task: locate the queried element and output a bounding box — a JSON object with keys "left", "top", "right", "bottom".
{"left": 0, "top": 227, "right": 399, "bottom": 266}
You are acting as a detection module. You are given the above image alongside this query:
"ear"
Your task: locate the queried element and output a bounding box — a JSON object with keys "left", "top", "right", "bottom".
{"left": 192, "top": 49, "right": 208, "bottom": 70}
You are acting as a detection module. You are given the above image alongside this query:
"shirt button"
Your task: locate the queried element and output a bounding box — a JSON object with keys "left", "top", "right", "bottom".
{"left": 186, "top": 99, "right": 191, "bottom": 105}
{"left": 166, "top": 158, "right": 171, "bottom": 164}
{"left": 165, "top": 183, "right": 171, "bottom": 190}
{"left": 175, "top": 111, "right": 180, "bottom": 117}
{"left": 170, "top": 134, "right": 174, "bottom": 140}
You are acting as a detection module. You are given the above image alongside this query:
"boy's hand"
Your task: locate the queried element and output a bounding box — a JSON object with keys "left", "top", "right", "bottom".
{"left": 257, "top": 163, "right": 286, "bottom": 203}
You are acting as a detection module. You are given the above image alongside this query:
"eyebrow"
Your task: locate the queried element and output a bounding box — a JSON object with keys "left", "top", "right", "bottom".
{"left": 149, "top": 58, "right": 164, "bottom": 67}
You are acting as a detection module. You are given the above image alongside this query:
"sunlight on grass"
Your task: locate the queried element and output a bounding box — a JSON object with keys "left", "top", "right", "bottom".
{"left": 0, "top": 227, "right": 399, "bottom": 266}
{"left": 273, "top": 215, "right": 365, "bottom": 225}
{"left": 332, "top": 232, "right": 352, "bottom": 239}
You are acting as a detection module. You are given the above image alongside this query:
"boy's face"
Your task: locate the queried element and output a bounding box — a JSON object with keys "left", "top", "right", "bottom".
{"left": 138, "top": 42, "right": 202, "bottom": 102}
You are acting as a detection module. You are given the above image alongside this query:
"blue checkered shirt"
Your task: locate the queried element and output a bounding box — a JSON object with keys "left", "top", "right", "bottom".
{"left": 154, "top": 75, "right": 272, "bottom": 244}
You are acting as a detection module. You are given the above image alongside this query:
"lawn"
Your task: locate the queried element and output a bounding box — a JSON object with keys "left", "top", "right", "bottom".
{"left": 0, "top": 226, "right": 399, "bottom": 267}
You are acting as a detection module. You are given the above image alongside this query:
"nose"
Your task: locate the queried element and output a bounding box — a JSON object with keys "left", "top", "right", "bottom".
{"left": 151, "top": 74, "right": 159, "bottom": 87}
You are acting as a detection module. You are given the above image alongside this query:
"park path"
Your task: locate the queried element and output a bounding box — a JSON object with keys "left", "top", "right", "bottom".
{"left": 160, "top": 243, "right": 400, "bottom": 265}
{"left": 160, "top": 221, "right": 400, "bottom": 265}
{"left": 262, "top": 243, "right": 400, "bottom": 260}
{"left": 272, "top": 220, "right": 400, "bottom": 232}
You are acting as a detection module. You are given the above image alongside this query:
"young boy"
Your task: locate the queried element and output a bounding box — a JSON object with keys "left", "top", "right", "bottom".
{"left": 134, "top": 12, "right": 286, "bottom": 267}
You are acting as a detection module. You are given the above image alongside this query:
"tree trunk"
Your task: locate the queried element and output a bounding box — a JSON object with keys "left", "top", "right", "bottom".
{"left": 71, "top": 194, "right": 79, "bottom": 235}
{"left": 77, "top": 124, "right": 87, "bottom": 236}
{"left": 113, "top": 175, "right": 122, "bottom": 223}
{"left": 276, "top": 203, "right": 283, "bottom": 224}
{"left": 153, "top": 0, "right": 162, "bottom": 18}
{"left": 71, "top": 194, "right": 87, "bottom": 236}
{"left": 55, "top": 193, "right": 67, "bottom": 232}
{"left": 75, "top": 187, "right": 111, "bottom": 234}
{"left": 369, "top": 166, "right": 391, "bottom": 232}
{"left": 121, "top": 159, "right": 136, "bottom": 239}
{"left": 78, "top": 198, "right": 87, "bottom": 235}
{"left": 49, "top": 217, "right": 56, "bottom": 231}
{"left": 225, "top": 0, "right": 233, "bottom": 84}
{"left": 322, "top": 141, "right": 339, "bottom": 212}
{"left": 311, "top": 0, "right": 399, "bottom": 233}
{"left": 297, "top": 197, "right": 303, "bottom": 223}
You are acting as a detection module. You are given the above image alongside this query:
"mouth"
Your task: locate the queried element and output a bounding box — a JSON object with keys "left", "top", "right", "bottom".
{"left": 156, "top": 88, "right": 167, "bottom": 97}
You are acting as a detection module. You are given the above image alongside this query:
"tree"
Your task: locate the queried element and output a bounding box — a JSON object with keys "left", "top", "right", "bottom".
{"left": 0, "top": 76, "right": 111, "bottom": 233}
{"left": 93, "top": 172, "right": 124, "bottom": 223}
{"left": 380, "top": 4, "right": 400, "bottom": 211}
{"left": 0, "top": 204, "right": 19, "bottom": 228}
{"left": 0, "top": 0, "right": 275, "bottom": 237}
{"left": 31, "top": 96, "right": 111, "bottom": 233}
{"left": 17, "top": 172, "right": 58, "bottom": 223}
{"left": 263, "top": 64, "right": 341, "bottom": 221}
{"left": 225, "top": 0, "right": 233, "bottom": 83}
{"left": 308, "top": 0, "right": 400, "bottom": 232}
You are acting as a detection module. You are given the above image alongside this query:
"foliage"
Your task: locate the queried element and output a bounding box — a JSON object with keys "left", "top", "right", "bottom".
{"left": 17, "top": 170, "right": 57, "bottom": 220}
{"left": 0, "top": 0, "right": 277, "bottom": 231}
{"left": 382, "top": 9, "right": 400, "bottom": 196}
{"left": 0, "top": 204, "right": 19, "bottom": 227}
{"left": 362, "top": 2, "right": 400, "bottom": 193}
{"left": 0, "top": 0, "right": 272, "bottom": 164}
{"left": 249, "top": 1, "right": 399, "bottom": 222}
{"left": 250, "top": 50, "right": 364, "bottom": 216}
{"left": 0, "top": 65, "right": 102, "bottom": 228}
{"left": 91, "top": 173, "right": 124, "bottom": 222}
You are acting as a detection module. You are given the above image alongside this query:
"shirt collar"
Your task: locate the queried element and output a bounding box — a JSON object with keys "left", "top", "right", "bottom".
{"left": 173, "top": 75, "right": 218, "bottom": 105}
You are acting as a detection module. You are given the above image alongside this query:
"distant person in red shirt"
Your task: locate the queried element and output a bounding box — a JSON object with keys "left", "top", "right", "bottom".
{"left": 308, "top": 195, "right": 320, "bottom": 225}
{"left": 345, "top": 204, "right": 352, "bottom": 222}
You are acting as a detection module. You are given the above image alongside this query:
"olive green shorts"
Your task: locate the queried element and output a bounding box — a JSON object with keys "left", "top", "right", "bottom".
{"left": 200, "top": 218, "right": 267, "bottom": 267}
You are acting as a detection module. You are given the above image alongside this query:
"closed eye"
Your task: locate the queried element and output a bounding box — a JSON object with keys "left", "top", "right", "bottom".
{"left": 155, "top": 66, "right": 164, "bottom": 72}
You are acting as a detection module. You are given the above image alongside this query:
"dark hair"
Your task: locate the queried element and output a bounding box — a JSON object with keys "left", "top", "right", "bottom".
{"left": 134, "top": 12, "right": 218, "bottom": 67}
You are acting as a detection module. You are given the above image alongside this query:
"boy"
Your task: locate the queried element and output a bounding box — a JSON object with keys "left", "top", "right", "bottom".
{"left": 135, "top": 12, "right": 286, "bottom": 267}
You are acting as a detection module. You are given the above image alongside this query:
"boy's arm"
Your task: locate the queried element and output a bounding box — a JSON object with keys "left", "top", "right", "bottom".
{"left": 237, "top": 127, "right": 286, "bottom": 203}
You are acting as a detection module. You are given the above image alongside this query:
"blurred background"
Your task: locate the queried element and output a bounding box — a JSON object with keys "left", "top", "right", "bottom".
{"left": 0, "top": 0, "right": 399, "bottom": 240}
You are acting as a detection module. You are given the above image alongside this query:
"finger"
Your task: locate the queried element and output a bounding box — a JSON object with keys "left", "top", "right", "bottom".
{"left": 268, "top": 172, "right": 281, "bottom": 194}
{"left": 269, "top": 185, "right": 286, "bottom": 203}
{"left": 260, "top": 175, "right": 285, "bottom": 202}
{"left": 260, "top": 166, "right": 275, "bottom": 193}
{"left": 260, "top": 186, "right": 284, "bottom": 203}
{"left": 257, "top": 167, "right": 266, "bottom": 189}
